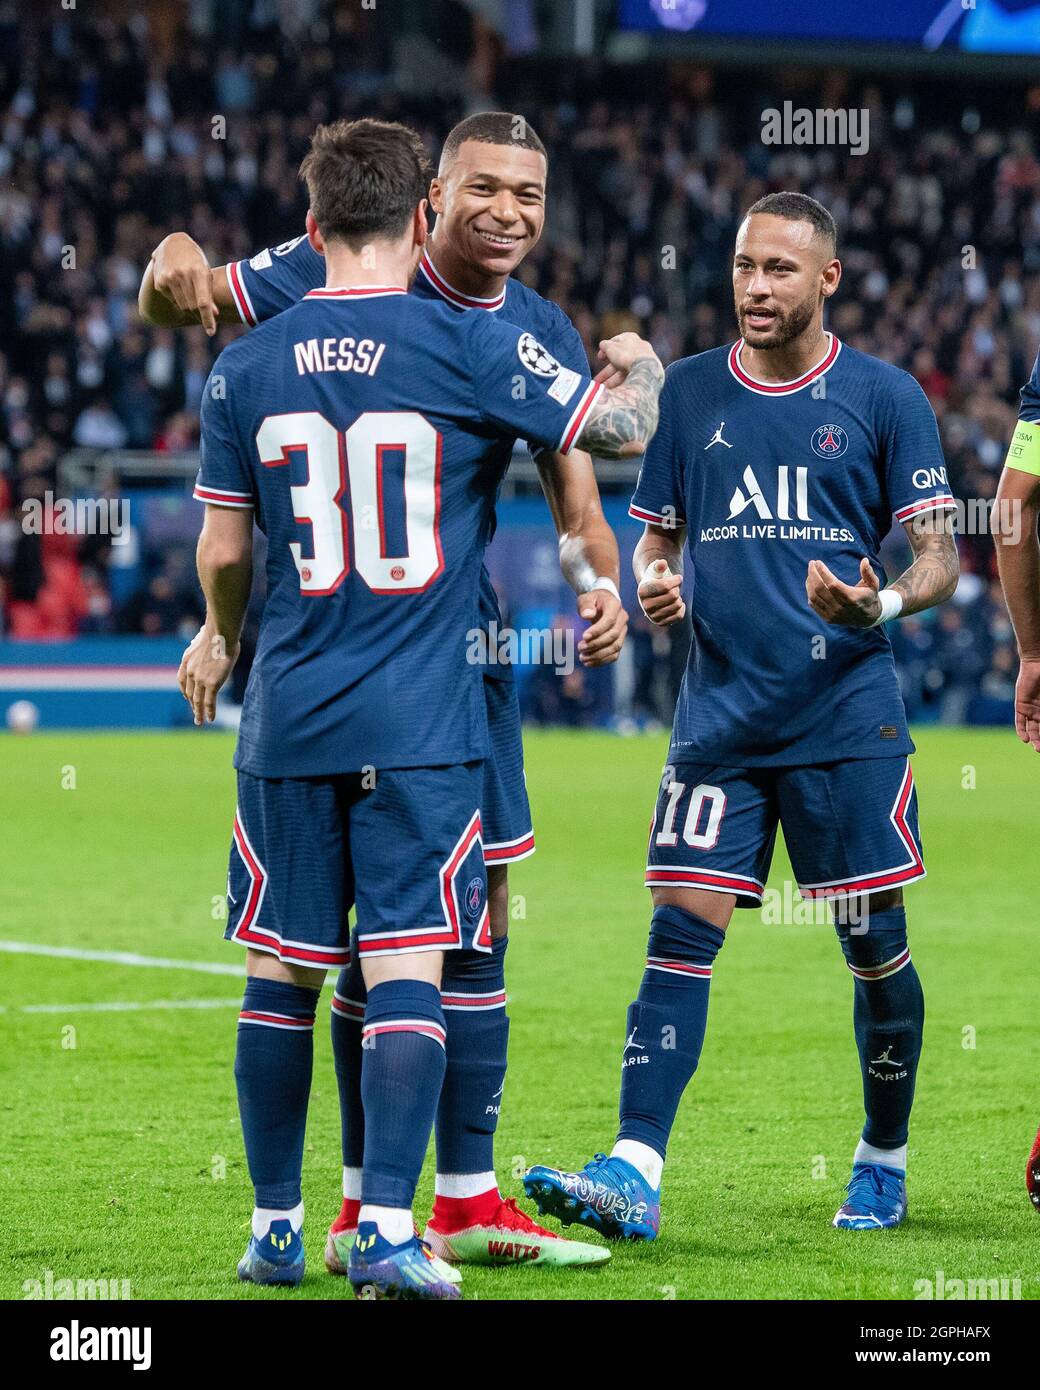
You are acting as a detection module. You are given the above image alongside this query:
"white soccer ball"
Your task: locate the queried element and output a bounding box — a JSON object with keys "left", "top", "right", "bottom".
{"left": 6, "top": 699, "right": 40, "bottom": 734}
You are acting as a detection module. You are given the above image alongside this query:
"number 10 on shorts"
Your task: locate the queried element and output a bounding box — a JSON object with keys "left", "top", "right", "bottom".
{"left": 655, "top": 781, "right": 727, "bottom": 850}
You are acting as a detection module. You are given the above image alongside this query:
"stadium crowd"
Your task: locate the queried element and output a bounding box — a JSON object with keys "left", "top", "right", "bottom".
{"left": 0, "top": 2, "right": 1036, "bottom": 724}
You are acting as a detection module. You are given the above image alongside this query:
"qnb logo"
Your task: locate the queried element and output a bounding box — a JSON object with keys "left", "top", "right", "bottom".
{"left": 727, "top": 465, "right": 810, "bottom": 522}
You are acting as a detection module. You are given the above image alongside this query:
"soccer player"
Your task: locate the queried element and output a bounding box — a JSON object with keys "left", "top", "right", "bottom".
{"left": 143, "top": 112, "right": 624, "bottom": 1269}
{"left": 993, "top": 349, "right": 1040, "bottom": 1208}
{"left": 524, "top": 192, "right": 960, "bottom": 1239}
{"left": 180, "top": 117, "right": 663, "bottom": 1297}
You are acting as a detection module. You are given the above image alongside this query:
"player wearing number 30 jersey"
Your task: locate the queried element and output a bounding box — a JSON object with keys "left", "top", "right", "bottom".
{"left": 186, "top": 118, "right": 662, "bottom": 1298}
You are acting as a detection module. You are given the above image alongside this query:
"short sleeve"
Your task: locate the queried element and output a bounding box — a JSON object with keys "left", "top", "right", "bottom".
{"left": 465, "top": 313, "right": 601, "bottom": 456}
{"left": 881, "top": 370, "right": 956, "bottom": 524}
{"left": 524, "top": 308, "right": 593, "bottom": 457}
{"left": 1005, "top": 351, "right": 1040, "bottom": 477}
{"left": 226, "top": 234, "right": 325, "bottom": 326}
{"left": 194, "top": 360, "right": 254, "bottom": 508}
{"left": 629, "top": 365, "right": 686, "bottom": 527}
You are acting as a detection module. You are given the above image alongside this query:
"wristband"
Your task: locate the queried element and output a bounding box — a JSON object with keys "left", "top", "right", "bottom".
{"left": 870, "top": 589, "right": 904, "bottom": 627}
{"left": 587, "top": 576, "right": 621, "bottom": 602}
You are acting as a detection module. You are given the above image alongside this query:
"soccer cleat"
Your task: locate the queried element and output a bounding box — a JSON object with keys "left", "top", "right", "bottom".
{"left": 523, "top": 1154, "right": 660, "bottom": 1241}
{"left": 1026, "top": 1126, "right": 1040, "bottom": 1213}
{"left": 424, "top": 1195, "right": 611, "bottom": 1266}
{"left": 348, "top": 1222, "right": 462, "bottom": 1300}
{"left": 833, "top": 1161, "right": 908, "bottom": 1230}
{"left": 325, "top": 1219, "right": 461, "bottom": 1285}
{"left": 237, "top": 1218, "right": 305, "bottom": 1286}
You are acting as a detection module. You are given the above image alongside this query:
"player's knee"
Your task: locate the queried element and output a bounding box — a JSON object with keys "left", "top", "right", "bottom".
{"left": 834, "top": 902, "right": 908, "bottom": 970}
{"left": 648, "top": 903, "right": 727, "bottom": 965}
{"left": 650, "top": 885, "right": 733, "bottom": 931}
{"left": 245, "top": 948, "right": 325, "bottom": 990}
{"left": 441, "top": 945, "right": 504, "bottom": 992}
{"left": 487, "top": 864, "right": 509, "bottom": 940}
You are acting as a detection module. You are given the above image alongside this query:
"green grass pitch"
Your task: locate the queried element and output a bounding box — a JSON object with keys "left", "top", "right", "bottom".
{"left": 2, "top": 726, "right": 1037, "bottom": 1301}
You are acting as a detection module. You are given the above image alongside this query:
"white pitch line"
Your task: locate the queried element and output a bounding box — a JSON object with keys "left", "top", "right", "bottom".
{"left": 0, "top": 940, "right": 244, "bottom": 977}
{"left": 17, "top": 998, "right": 242, "bottom": 1015}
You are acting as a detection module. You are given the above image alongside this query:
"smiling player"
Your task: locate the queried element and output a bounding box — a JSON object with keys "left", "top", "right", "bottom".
{"left": 142, "top": 113, "right": 625, "bottom": 1270}
{"left": 524, "top": 192, "right": 960, "bottom": 1240}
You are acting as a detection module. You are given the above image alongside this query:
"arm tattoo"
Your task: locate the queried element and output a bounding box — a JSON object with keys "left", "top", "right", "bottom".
{"left": 889, "top": 512, "right": 959, "bottom": 616}
{"left": 577, "top": 357, "right": 665, "bottom": 459}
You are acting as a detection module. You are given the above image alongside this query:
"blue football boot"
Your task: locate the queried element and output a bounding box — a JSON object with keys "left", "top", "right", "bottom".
{"left": 237, "top": 1218, "right": 305, "bottom": 1286}
{"left": 523, "top": 1154, "right": 660, "bottom": 1241}
{"left": 833, "top": 1161, "right": 908, "bottom": 1230}
{"left": 348, "top": 1222, "right": 462, "bottom": 1300}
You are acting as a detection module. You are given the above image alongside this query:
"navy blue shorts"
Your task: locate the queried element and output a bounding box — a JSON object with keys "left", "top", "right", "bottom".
{"left": 226, "top": 763, "right": 488, "bottom": 967}
{"left": 482, "top": 673, "right": 534, "bottom": 864}
{"left": 645, "top": 756, "right": 924, "bottom": 907}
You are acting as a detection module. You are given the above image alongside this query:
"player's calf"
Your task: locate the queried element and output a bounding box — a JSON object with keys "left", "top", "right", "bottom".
{"left": 832, "top": 896, "right": 921, "bottom": 1230}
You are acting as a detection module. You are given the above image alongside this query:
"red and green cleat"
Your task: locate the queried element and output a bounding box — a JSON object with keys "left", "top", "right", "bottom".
{"left": 423, "top": 1192, "right": 611, "bottom": 1267}
{"left": 1027, "top": 1125, "right": 1040, "bottom": 1213}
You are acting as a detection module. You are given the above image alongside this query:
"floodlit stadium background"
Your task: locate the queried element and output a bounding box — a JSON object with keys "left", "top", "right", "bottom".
{"left": 3, "top": 0, "right": 1040, "bottom": 730}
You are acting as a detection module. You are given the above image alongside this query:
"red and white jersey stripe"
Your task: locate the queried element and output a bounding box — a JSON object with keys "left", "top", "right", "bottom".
{"left": 417, "top": 251, "right": 506, "bottom": 312}
{"left": 226, "top": 260, "right": 258, "bottom": 327}
{"left": 727, "top": 333, "right": 842, "bottom": 396}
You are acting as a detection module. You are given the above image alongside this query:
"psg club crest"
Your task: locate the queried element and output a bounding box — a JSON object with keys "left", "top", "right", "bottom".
{"left": 517, "top": 332, "right": 561, "bottom": 378}
{"left": 463, "top": 876, "right": 485, "bottom": 922}
{"left": 811, "top": 423, "right": 848, "bottom": 459}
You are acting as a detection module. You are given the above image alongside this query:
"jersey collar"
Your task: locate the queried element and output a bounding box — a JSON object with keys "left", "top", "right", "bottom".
{"left": 417, "top": 250, "right": 506, "bottom": 312}
{"left": 303, "top": 285, "right": 408, "bottom": 299}
{"left": 728, "top": 332, "right": 841, "bottom": 396}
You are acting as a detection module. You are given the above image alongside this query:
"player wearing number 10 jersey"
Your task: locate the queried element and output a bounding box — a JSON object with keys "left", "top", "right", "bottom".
{"left": 182, "top": 118, "right": 663, "bottom": 1297}
{"left": 525, "top": 192, "right": 960, "bottom": 1245}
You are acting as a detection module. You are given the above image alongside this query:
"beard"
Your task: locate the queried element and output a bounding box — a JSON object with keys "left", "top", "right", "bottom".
{"left": 738, "top": 291, "right": 818, "bottom": 349}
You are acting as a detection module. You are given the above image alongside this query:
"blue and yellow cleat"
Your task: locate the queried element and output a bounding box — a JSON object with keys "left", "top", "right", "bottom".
{"left": 833, "top": 1162, "right": 908, "bottom": 1230}
{"left": 348, "top": 1222, "right": 462, "bottom": 1300}
{"left": 523, "top": 1154, "right": 660, "bottom": 1241}
{"left": 237, "top": 1218, "right": 305, "bottom": 1286}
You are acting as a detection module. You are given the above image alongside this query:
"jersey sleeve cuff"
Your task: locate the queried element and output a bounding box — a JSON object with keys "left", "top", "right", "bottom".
{"left": 629, "top": 501, "right": 686, "bottom": 526}
{"left": 892, "top": 494, "right": 956, "bottom": 523}
{"left": 1004, "top": 419, "right": 1040, "bottom": 477}
{"left": 225, "top": 260, "right": 257, "bottom": 327}
{"left": 193, "top": 483, "right": 254, "bottom": 508}
{"left": 558, "top": 380, "right": 602, "bottom": 454}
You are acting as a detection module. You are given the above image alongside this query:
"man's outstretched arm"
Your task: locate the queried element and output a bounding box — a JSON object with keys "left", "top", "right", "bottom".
{"left": 138, "top": 232, "right": 238, "bottom": 334}
{"left": 995, "top": 461, "right": 1040, "bottom": 750}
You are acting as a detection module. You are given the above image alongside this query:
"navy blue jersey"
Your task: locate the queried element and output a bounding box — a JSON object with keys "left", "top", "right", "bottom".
{"left": 196, "top": 286, "right": 600, "bottom": 778}
{"left": 630, "top": 336, "right": 956, "bottom": 767}
{"left": 226, "top": 237, "right": 590, "bottom": 680}
{"left": 1005, "top": 349, "right": 1040, "bottom": 479}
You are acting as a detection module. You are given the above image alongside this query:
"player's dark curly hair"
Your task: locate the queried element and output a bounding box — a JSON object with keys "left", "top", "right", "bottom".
{"left": 439, "top": 111, "right": 547, "bottom": 174}
{"left": 744, "top": 191, "right": 838, "bottom": 256}
{"left": 299, "top": 118, "right": 433, "bottom": 249}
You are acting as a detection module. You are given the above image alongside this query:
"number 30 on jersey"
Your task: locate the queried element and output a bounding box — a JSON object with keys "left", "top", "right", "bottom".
{"left": 256, "top": 410, "right": 443, "bottom": 595}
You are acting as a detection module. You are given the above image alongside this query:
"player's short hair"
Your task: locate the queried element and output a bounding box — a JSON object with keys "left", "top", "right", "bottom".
{"left": 439, "top": 111, "right": 547, "bottom": 175}
{"left": 299, "top": 118, "right": 433, "bottom": 249}
{"left": 743, "top": 191, "right": 838, "bottom": 257}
